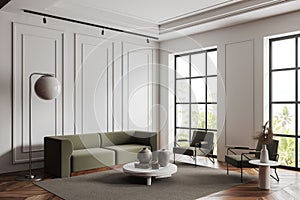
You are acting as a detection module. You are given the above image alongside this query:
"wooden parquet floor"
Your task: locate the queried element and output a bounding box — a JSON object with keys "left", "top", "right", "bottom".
{"left": 0, "top": 171, "right": 60, "bottom": 200}
{"left": 0, "top": 160, "right": 299, "bottom": 200}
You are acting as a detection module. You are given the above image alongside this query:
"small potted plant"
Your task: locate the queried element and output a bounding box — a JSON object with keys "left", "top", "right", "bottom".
{"left": 255, "top": 121, "right": 273, "bottom": 163}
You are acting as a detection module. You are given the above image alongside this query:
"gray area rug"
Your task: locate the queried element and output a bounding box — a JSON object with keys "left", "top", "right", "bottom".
{"left": 35, "top": 163, "right": 255, "bottom": 200}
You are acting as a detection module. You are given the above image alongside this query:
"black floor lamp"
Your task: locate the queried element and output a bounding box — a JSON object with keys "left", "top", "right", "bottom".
{"left": 16, "top": 72, "right": 61, "bottom": 181}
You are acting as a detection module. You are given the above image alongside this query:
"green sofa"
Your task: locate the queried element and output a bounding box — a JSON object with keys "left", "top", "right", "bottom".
{"left": 44, "top": 131, "right": 157, "bottom": 178}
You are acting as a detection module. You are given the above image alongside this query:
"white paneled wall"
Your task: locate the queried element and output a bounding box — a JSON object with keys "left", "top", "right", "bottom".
{"left": 225, "top": 40, "right": 254, "bottom": 147}
{"left": 9, "top": 20, "right": 158, "bottom": 168}
{"left": 113, "top": 43, "right": 123, "bottom": 131}
{"left": 123, "top": 42, "right": 154, "bottom": 131}
{"left": 75, "top": 34, "right": 112, "bottom": 133}
{"left": 75, "top": 35, "right": 157, "bottom": 134}
{"left": 12, "top": 23, "right": 63, "bottom": 164}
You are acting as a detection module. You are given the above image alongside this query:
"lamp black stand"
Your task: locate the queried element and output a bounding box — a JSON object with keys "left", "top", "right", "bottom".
{"left": 16, "top": 73, "right": 61, "bottom": 181}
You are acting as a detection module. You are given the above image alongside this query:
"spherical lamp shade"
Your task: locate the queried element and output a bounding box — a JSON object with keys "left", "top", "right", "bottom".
{"left": 34, "top": 75, "right": 61, "bottom": 100}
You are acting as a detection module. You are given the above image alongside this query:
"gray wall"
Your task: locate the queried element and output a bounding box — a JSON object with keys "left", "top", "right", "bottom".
{"left": 159, "top": 10, "right": 300, "bottom": 161}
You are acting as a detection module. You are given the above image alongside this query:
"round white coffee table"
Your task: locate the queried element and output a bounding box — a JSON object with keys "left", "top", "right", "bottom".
{"left": 249, "top": 159, "right": 279, "bottom": 190}
{"left": 123, "top": 162, "right": 177, "bottom": 186}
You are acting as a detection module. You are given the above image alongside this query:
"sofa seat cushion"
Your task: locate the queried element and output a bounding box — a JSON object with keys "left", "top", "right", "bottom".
{"left": 105, "top": 144, "right": 151, "bottom": 165}
{"left": 173, "top": 146, "right": 212, "bottom": 156}
{"left": 225, "top": 154, "right": 256, "bottom": 168}
{"left": 71, "top": 148, "right": 115, "bottom": 172}
{"left": 173, "top": 147, "right": 194, "bottom": 156}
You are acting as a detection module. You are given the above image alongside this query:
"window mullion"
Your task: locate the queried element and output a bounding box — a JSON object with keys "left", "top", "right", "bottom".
{"left": 296, "top": 38, "right": 298, "bottom": 168}
{"left": 174, "top": 56, "right": 177, "bottom": 148}
{"left": 269, "top": 40, "right": 273, "bottom": 130}
{"left": 189, "top": 55, "right": 192, "bottom": 143}
{"left": 205, "top": 52, "right": 208, "bottom": 131}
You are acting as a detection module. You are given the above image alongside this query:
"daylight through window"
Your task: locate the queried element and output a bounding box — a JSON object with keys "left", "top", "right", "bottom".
{"left": 174, "top": 48, "right": 217, "bottom": 151}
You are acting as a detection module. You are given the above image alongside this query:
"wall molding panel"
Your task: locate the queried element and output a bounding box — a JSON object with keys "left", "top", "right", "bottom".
{"left": 225, "top": 40, "right": 254, "bottom": 147}
{"left": 11, "top": 23, "right": 158, "bottom": 167}
{"left": 75, "top": 35, "right": 158, "bottom": 134}
{"left": 122, "top": 42, "right": 155, "bottom": 131}
{"left": 75, "top": 34, "right": 112, "bottom": 133}
{"left": 12, "top": 23, "right": 64, "bottom": 164}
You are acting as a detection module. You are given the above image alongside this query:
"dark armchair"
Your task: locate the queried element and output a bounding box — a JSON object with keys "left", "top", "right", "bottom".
{"left": 225, "top": 139, "right": 279, "bottom": 182}
{"left": 173, "top": 131, "right": 215, "bottom": 167}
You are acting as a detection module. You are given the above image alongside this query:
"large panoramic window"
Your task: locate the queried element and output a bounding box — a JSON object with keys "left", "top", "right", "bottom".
{"left": 175, "top": 48, "right": 217, "bottom": 150}
{"left": 269, "top": 34, "right": 300, "bottom": 169}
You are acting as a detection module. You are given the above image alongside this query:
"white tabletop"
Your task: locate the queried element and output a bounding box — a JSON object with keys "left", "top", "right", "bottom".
{"left": 123, "top": 162, "right": 177, "bottom": 177}
{"left": 249, "top": 159, "right": 279, "bottom": 167}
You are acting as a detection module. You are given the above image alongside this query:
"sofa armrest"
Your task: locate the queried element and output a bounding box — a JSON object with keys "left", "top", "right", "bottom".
{"left": 44, "top": 136, "right": 73, "bottom": 178}
{"left": 132, "top": 131, "right": 157, "bottom": 151}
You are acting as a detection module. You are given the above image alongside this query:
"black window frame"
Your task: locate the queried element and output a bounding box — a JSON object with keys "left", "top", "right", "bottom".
{"left": 269, "top": 34, "right": 300, "bottom": 170}
{"left": 174, "top": 48, "right": 217, "bottom": 148}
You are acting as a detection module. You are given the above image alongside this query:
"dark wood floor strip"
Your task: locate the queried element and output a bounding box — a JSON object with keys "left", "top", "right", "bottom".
{"left": 0, "top": 161, "right": 300, "bottom": 199}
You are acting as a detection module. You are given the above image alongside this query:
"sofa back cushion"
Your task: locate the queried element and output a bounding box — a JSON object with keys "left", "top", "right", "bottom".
{"left": 100, "top": 131, "right": 135, "bottom": 147}
{"left": 133, "top": 131, "right": 157, "bottom": 151}
{"left": 62, "top": 133, "right": 101, "bottom": 150}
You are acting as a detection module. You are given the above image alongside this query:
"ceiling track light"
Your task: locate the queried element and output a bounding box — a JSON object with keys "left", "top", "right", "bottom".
{"left": 43, "top": 16, "right": 47, "bottom": 24}
{"left": 146, "top": 38, "right": 149, "bottom": 43}
{"left": 23, "top": 9, "right": 158, "bottom": 40}
{"left": 101, "top": 29, "right": 105, "bottom": 35}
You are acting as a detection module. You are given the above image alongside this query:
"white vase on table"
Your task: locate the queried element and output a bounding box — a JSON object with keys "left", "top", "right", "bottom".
{"left": 137, "top": 147, "right": 152, "bottom": 164}
{"left": 158, "top": 149, "right": 170, "bottom": 167}
{"left": 260, "top": 144, "right": 269, "bottom": 163}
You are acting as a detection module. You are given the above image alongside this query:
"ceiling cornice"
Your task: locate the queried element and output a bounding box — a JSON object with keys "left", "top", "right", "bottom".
{"left": 159, "top": 0, "right": 295, "bottom": 34}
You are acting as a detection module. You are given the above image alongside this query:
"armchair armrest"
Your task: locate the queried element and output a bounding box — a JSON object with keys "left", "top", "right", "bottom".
{"left": 178, "top": 139, "right": 188, "bottom": 142}
{"left": 195, "top": 141, "right": 208, "bottom": 147}
{"left": 44, "top": 136, "right": 73, "bottom": 178}
{"left": 228, "top": 146, "right": 251, "bottom": 150}
{"left": 241, "top": 151, "right": 260, "bottom": 160}
{"left": 275, "top": 153, "right": 279, "bottom": 161}
{"left": 226, "top": 146, "right": 256, "bottom": 155}
{"left": 241, "top": 151, "right": 279, "bottom": 162}
{"left": 270, "top": 153, "right": 279, "bottom": 161}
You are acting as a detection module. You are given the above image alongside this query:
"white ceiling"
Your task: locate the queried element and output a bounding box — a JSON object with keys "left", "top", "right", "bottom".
{"left": 52, "top": 0, "right": 241, "bottom": 24}
{"left": 2, "top": 0, "right": 300, "bottom": 41}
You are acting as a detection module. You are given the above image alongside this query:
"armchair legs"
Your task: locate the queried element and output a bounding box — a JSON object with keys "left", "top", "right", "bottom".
{"left": 173, "top": 152, "right": 197, "bottom": 167}
{"left": 241, "top": 166, "right": 243, "bottom": 182}
{"left": 173, "top": 152, "right": 214, "bottom": 167}
{"left": 194, "top": 147, "right": 197, "bottom": 168}
{"left": 207, "top": 156, "right": 215, "bottom": 164}
{"left": 226, "top": 163, "right": 244, "bottom": 183}
{"left": 226, "top": 163, "right": 279, "bottom": 183}
{"left": 227, "top": 162, "right": 229, "bottom": 175}
{"left": 173, "top": 153, "right": 176, "bottom": 164}
{"left": 271, "top": 167, "right": 279, "bottom": 182}
{"left": 226, "top": 162, "right": 244, "bottom": 182}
